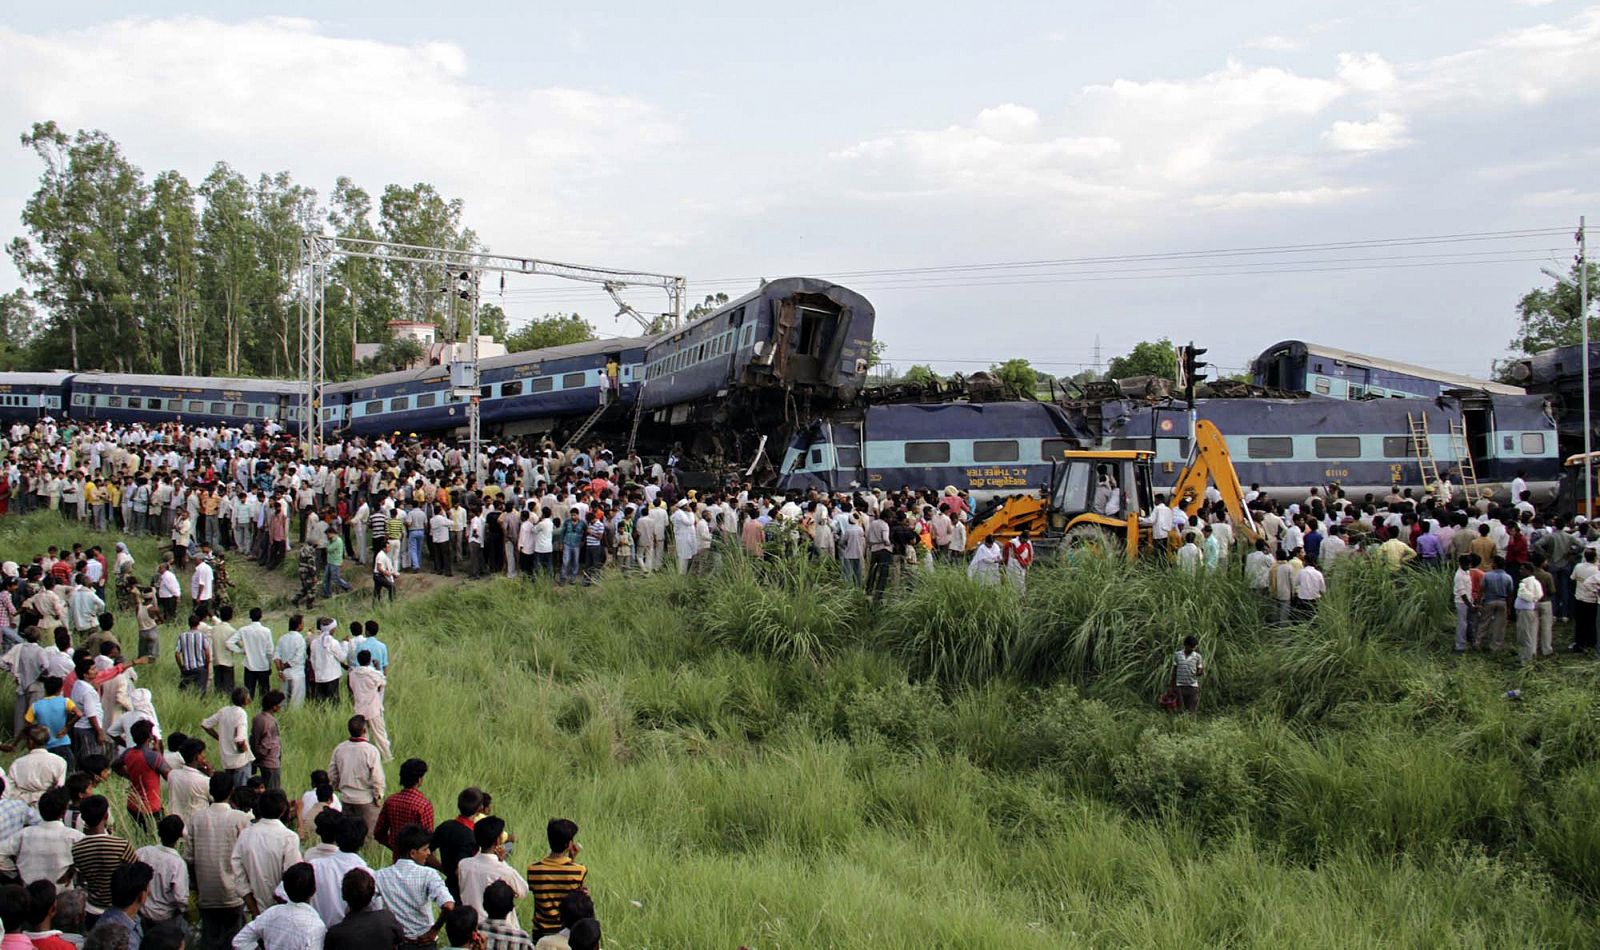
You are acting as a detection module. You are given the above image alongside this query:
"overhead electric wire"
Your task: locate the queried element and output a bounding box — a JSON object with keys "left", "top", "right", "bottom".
{"left": 489, "top": 226, "right": 1570, "bottom": 301}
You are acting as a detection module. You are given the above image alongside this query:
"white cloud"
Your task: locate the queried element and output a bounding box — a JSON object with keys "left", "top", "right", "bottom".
{"left": 1322, "top": 111, "right": 1410, "bottom": 152}
{"left": 1514, "top": 0, "right": 1556, "bottom": 7}
{"left": 1190, "top": 186, "right": 1370, "bottom": 210}
{"left": 1335, "top": 52, "right": 1397, "bottom": 92}
{"left": 973, "top": 104, "right": 1040, "bottom": 139}
{"left": 1245, "top": 34, "right": 1302, "bottom": 52}
{"left": 0, "top": 16, "right": 679, "bottom": 261}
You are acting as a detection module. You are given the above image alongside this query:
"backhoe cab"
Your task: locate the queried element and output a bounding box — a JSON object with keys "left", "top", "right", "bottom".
{"left": 965, "top": 420, "right": 1257, "bottom": 559}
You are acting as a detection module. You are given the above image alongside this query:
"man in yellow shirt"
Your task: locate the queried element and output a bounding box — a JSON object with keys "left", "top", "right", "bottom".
{"left": 1378, "top": 534, "right": 1416, "bottom": 570}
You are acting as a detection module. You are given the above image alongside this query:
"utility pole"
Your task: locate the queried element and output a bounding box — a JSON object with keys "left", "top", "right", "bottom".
{"left": 1581, "top": 216, "right": 1591, "bottom": 517}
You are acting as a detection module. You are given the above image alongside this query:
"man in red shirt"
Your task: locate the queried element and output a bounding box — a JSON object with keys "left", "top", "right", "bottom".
{"left": 112, "top": 719, "right": 169, "bottom": 831}
{"left": 373, "top": 758, "right": 434, "bottom": 858}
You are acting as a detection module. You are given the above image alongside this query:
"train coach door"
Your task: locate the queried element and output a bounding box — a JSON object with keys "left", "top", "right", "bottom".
{"left": 1461, "top": 398, "right": 1492, "bottom": 467}
{"left": 828, "top": 416, "right": 867, "bottom": 489}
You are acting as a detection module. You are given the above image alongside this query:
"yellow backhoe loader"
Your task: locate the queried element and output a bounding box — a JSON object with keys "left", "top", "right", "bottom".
{"left": 965, "top": 420, "right": 1257, "bottom": 558}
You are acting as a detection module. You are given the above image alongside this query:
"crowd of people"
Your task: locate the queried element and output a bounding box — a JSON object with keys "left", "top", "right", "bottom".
{"left": 0, "top": 413, "right": 1587, "bottom": 944}
{"left": 0, "top": 417, "right": 626, "bottom": 948}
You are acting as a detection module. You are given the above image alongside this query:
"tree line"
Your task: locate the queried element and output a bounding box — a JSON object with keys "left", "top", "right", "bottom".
{"left": 2, "top": 120, "right": 508, "bottom": 380}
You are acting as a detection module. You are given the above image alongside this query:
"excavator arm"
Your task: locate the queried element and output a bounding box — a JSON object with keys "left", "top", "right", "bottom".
{"left": 1170, "top": 419, "right": 1259, "bottom": 543}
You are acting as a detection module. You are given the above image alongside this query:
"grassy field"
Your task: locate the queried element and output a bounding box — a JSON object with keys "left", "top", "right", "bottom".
{"left": 6, "top": 512, "right": 1600, "bottom": 947}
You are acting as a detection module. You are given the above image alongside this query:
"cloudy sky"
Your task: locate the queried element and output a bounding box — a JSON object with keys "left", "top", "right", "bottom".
{"left": 2, "top": 2, "right": 1597, "bottom": 380}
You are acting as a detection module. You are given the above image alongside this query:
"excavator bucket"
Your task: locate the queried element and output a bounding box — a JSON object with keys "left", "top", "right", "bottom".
{"left": 964, "top": 496, "right": 1049, "bottom": 551}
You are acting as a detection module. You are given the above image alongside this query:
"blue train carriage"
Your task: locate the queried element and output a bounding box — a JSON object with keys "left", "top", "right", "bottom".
{"left": 640, "top": 278, "right": 876, "bottom": 430}
{"left": 1099, "top": 394, "right": 1558, "bottom": 505}
{"left": 1251, "top": 340, "right": 1522, "bottom": 400}
{"left": 0, "top": 372, "right": 73, "bottom": 423}
{"left": 778, "top": 402, "right": 1083, "bottom": 503}
{"left": 329, "top": 336, "right": 649, "bottom": 439}
{"left": 69, "top": 373, "right": 301, "bottom": 429}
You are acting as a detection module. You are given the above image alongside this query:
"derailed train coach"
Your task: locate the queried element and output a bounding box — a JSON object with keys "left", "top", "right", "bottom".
{"left": 778, "top": 392, "right": 1560, "bottom": 505}
{"left": 640, "top": 277, "right": 875, "bottom": 455}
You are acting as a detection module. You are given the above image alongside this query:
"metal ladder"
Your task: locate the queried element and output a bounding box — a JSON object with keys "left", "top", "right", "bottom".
{"left": 562, "top": 398, "right": 611, "bottom": 454}
{"left": 1407, "top": 412, "right": 1441, "bottom": 493}
{"left": 625, "top": 381, "right": 647, "bottom": 458}
{"left": 1447, "top": 419, "right": 1484, "bottom": 505}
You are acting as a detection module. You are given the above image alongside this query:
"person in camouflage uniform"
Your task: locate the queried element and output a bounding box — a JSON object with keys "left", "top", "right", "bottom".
{"left": 290, "top": 540, "right": 319, "bottom": 608}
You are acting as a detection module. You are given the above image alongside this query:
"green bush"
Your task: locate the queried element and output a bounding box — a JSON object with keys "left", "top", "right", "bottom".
{"left": 1111, "top": 718, "right": 1262, "bottom": 827}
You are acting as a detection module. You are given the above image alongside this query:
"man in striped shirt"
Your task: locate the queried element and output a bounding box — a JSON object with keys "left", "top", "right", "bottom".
{"left": 68, "top": 795, "right": 135, "bottom": 919}
{"left": 175, "top": 614, "right": 210, "bottom": 692}
{"left": 525, "top": 818, "right": 586, "bottom": 938}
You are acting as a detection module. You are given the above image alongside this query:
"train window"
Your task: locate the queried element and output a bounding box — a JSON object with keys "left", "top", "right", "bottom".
{"left": 107, "top": 396, "right": 122, "bottom": 408}
{"left": 562, "top": 372, "right": 586, "bottom": 389}
{"left": 810, "top": 449, "right": 823, "bottom": 466}
{"left": 254, "top": 405, "right": 266, "bottom": 417}
{"left": 532, "top": 377, "right": 554, "bottom": 393}
{"left": 1109, "top": 438, "right": 1144, "bottom": 451}
{"left": 1041, "top": 438, "right": 1073, "bottom": 459}
{"left": 697, "top": 344, "right": 706, "bottom": 362}
{"left": 365, "top": 400, "right": 384, "bottom": 416}
{"left": 72, "top": 395, "right": 84, "bottom": 406}
{"left": 904, "top": 441, "right": 951, "bottom": 464}
{"left": 481, "top": 385, "right": 494, "bottom": 400}
{"left": 742, "top": 325, "right": 754, "bottom": 347}
{"left": 1314, "top": 436, "right": 1361, "bottom": 459}
{"left": 1313, "top": 378, "right": 1332, "bottom": 395}
{"left": 1246, "top": 437, "right": 1294, "bottom": 459}
{"left": 1381, "top": 436, "right": 1417, "bottom": 457}
{"left": 130, "top": 397, "right": 145, "bottom": 409}
{"left": 973, "top": 440, "right": 1020, "bottom": 462}
{"left": 415, "top": 393, "right": 437, "bottom": 408}
{"left": 209, "top": 402, "right": 224, "bottom": 414}
{"left": 187, "top": 401, "right": 204, "bottom": 413}
{"left": 501, "top": 381, "right": 524, "bottom": 397}
{"left": 231, "top": 404, "right": 247, "bottom": 417}
{"left": 390, "top": 396, "right": 409, "bottom": 412}
{"left": 1520, "top": 433, "right": 1545, "bottom": 454}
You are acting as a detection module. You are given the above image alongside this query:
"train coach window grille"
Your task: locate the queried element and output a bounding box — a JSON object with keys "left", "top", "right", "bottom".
{"left": 391, "top": 396, "right": 409, "bottom": 412}
{"left": 480, "top": 385, "right": 493, "bottom": 400}
{"left": 209, "top": 402, "right": 224, "bottom": 415}
{"left": 1313, "top": 378, "right": 1332, "bottom": 395}
{"left": 1381, "top": 436, "right": 1418, "bottom": 457}
{"left": 187, "top": 400, "right": 204, "bottom": 413}
{"left": 108, "top": 396, "right": 123, "bottom": 409}
{"left": 562, "top": 372, "right": 586, "bottom": 389}
{"left": 532, "top": 377, "right": 554, "bottom": 393}
{"left": 1314, "top": 436, "right": 1361, "bottom": 459}
{"left": 1521, "top": 433, "right": 1546, "bottom": 455}
{"left": 130, "top": 398, "right": 145, "bottom": 409}
{"left": 365, "top": 400, "right": 384, "bottom": 416}
{"left": 811, "top": 449, "right": 824, "bottom": 466}
{"left": 1246, "top": 437, "right": 1294, "bottom": 459}
{"left": 973, "top": 439, "right": 1021, "bottom": 463}
{"left": 1036, "top": 435, "right": 1075, "bottom": 457}
{"left": 415, "top": 393, "right": 437, "bottom": 409}
{"left": 1109, "top": 438, "right": 1144, "bottom": 452}
{"left": 501, "top": 381, "right": 524, "bottom": 398}
{"left": 254, "top": 405, "right": 265, "bottom": 417}
{"left": 232, "top": 404, "right": 247, "bottom": 417}
{"left": 904, "top": 441, "right": 951, "bottom": 464}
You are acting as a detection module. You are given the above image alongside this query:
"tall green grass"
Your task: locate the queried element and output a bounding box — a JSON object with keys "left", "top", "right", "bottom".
{"left": 3, "top": 511, "right": 1599, "bottom": 945}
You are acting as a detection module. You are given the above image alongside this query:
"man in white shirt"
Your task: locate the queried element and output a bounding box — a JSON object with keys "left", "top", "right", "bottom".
{"left": 274, "top": 617, "right": 309, "bottom": 708}
{"left": 1244, "top": 540, "right": 1274, "bottom": 592}
{"left": 455, "top": 816, "right": 528, "bottom": 920}
{"left": 372, "top": 546, "right": 397, "bottom": 604}
{"left": 5, "top": 727, "right": 66, "bottom": 806}
{"left": 1149, "top": 494, "right": 1175, "bottom": 553}
{"left": 1295, "top": 557, "right": 1327, "bottom": 612}
{"left": 234, "top": 858, "right": 325, "bottom": 949}
{"left": 201, "top": 688, "right": 256, "bottom": 787}
{"left": 5, "top": 786, "right": 81, "bottom": 884}
{"left": 192, "top": 556, "right": 215, "bottom": 615}
{"left": 136, "top": 813, "right": 190, "bottom": 938}
{"left": 229, "top": 607, "right": 276, "bottom": 699}
{"left": 230, "top": 788, "right": 303, "bottom": 915}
